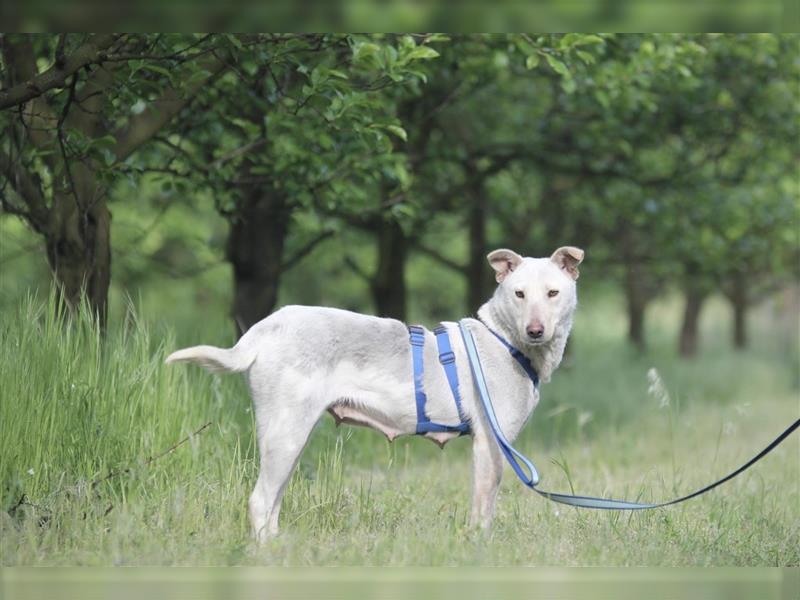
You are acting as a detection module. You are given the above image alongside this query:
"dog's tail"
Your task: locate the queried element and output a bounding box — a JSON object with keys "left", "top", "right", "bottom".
{"left": 165, "top": 343, "right": 257, "bottom": 374}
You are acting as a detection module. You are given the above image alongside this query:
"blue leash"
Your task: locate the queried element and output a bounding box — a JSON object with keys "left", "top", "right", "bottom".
{"left": 458, "top": 319, "right": 800, "bottom": 510}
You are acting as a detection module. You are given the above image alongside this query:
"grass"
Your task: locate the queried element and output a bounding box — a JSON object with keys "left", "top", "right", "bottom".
{"left": 0, "top": 289, "right": 798, "bottom": 566}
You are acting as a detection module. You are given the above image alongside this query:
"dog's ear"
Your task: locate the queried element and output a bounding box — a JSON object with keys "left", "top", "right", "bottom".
{"left": 550, "top": 246, "right": 585, "bottom": 280}
{"left": 487, "top": 249, "right": 524, "bottom": 283}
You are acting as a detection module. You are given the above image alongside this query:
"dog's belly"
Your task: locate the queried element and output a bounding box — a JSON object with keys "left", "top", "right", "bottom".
{"left": 327, "top": 405, "right": 459, "bottom": 447}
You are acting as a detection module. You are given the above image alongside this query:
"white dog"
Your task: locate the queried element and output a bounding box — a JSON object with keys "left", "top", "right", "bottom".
{"left": 167, "top": 246, "right": 583, "bottom": 541}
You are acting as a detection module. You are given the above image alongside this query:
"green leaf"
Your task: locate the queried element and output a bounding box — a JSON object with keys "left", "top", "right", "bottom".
{"left": 561, "top": 77, "right": 577, "bottom": 94}
{"left": 353, "top": 42, "right": 380, "bottom": 63}
{"left": 525, "top": 54, "right": 540, "bottom": 70}
{"left": 385, "top": 125, "right": 407, "bottom": 142}
{"left": 594, "top": 89, "right": 611, "bottom": 109}
{"left": 545, "top": 54, "right": 569, "bottom": 77}
{"left": 562, "top": 34, "right": 604, "bottom": 48}
{"left": 140, "top": 63, "right": 172, "bottom": 79}
{"left": 225, "top": 34, "right": 243, "bottom": 50}
{"left": 406, "top": 46, "right": 440, "bottom": 61}
{"left": 92, "top": 134, "right": 118, "bottom": 149}
{"left": 426, "top": 34, "right": 450, "bottom": 43}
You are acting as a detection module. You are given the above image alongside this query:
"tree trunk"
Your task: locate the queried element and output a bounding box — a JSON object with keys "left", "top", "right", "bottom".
{"left": 623, "top": 262, "right": 648, "bottom": 353}
{"left": 467, "top": 192, "right": 490, "bottom": 313}
{"left": 679, "top": 284, "right": 706, "bottom": 357}
{"left": 226, "top": 187, "right": 291, "bottom": 335}
{"left": 730, "top": 273, "right": 748, "bottom": 349}
{"left": 44, "top": 194, "right": 112, "bottom": 326}
{"left": 620, "top": 228, "right": 652, "bottom": 353}
{"left": 370, "top": 218, "right": 408, "bottom": 320}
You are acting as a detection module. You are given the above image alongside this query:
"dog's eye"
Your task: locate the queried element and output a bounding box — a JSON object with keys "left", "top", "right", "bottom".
{"left": 548, "top": 290, "right": 559, "bottom": 298}
{"left": 515, "top": 290, "right": 525, "bottom": 299}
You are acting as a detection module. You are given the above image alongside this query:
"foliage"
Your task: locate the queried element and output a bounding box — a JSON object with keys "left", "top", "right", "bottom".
{"left": 2, "top": 34, "right": 796, "bottom": 340}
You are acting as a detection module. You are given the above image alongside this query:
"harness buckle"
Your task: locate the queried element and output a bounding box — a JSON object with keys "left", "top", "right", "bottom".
{"left": 409, "top": 326, "right": 425, "bottom": 347}
{"left": 439, "top": 351, "right": 456, "bottom": 365}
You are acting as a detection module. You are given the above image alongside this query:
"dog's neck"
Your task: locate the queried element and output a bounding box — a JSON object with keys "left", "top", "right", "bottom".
{"left": 476, "top": 302, "right": 571, "bottom": 384}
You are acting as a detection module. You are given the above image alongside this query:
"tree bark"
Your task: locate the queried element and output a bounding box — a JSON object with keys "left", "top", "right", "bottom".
{"left": 623, "top": 261, "right": 648, "bottom": 353}
{"left": 619, "top": 228, "right": 654, "bottom": 353}
{"left": 44, "top": 191, "right": 112, "bottom": 325}
{"left": 226, "top": 187, "right": 291, "bottom": 335}
{"left": 679, "top": 284, "right": 707, "bottom": 357}
{"left": 370, "top": 218, "right": 408, "bottom": 320}
{"left": 730, "top": 272, "right": 748, "bottom": 349}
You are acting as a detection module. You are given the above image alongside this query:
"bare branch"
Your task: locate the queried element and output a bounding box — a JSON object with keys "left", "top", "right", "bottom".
{"left": 91, "top": 421, "right": 213, "bottom": 490}
{"left": 413, "top": 242, "right": 467, "bottom": 274}
{"left": 56, "top": 73, "right": 81, "bottom": 208}
{"left": 210, "top": 138, "right": 267, "bottom": 169}
{"left": 343, "top": 255, "right": 372, "bottom": 283}
{"left": 0, "top": 34, "right": 122, "bottom": 111}
{"left": 280, "top": 230, "right": 336, "bottom": 272}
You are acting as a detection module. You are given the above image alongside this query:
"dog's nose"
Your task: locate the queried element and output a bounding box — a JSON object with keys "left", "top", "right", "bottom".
{"left": 527, "top": 324, "right": 544, "bottom": 340}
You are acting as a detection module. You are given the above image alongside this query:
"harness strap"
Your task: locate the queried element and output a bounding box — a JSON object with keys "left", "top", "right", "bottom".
{"left": 409, "top": 325, "right": 470, "bottom": 435}
{"left": 459, "top": 319, "right": 800, "bottom": 510}
{"left": 484, "top": 325, "right": 539, "bottom": 387}
{"left": 434, "top": 325, "right": 468, "bottom": 424}
{"left": 408, "top": 325, "right": 428, "bottom": 434}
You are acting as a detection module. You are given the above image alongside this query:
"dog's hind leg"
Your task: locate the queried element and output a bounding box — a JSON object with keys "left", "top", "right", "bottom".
{"left": 469, "top": 428, "right": 504, "bottom": 530}
{"left": 249, "top": 398, "right": 325, "bottom": 543}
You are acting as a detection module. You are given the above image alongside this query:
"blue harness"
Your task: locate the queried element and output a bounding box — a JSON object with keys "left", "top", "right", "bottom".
{"left": 408, "top": 323, "right": 538, "bottom": 436}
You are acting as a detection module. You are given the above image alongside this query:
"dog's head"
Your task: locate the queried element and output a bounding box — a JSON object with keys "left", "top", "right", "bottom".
{"left": 487, "top": 246, "right": 584, "bottom": 346}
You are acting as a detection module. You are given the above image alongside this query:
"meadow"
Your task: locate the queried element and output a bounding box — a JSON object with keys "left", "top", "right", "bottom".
{"left": 0, "top": 288, "right": 798, "bottom": 566}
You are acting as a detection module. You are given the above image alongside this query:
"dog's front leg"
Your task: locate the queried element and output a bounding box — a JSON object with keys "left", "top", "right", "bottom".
{"left": 469, "top": 428, "right": 503, "bottom": 530}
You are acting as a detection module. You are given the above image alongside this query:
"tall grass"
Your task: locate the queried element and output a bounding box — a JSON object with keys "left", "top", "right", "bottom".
{"left": 1, "top": 290, "right": 797, "bottom": 566}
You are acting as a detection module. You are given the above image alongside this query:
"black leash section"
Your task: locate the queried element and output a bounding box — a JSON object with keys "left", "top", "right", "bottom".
{"left": 536, "top": 417, "right": 800, "bottom": 510}
{"left": 459, "top": 320, "right": 800, "bottom": 510}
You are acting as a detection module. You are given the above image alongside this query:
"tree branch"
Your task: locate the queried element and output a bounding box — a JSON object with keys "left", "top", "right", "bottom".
{"left": 413, "top": 242, "right": 467, "bottom": 274}
{"left": 0, "top": 34, "right": 122, "bottom": 111}
{"left": 56, "top": 74, "right": 81, "bottom": 208}
{"left": 111, "top": 54, "right": 228, "bottom": 162}
{"left": 0, "top": 147, "right": 49, "bottom": 230}
{"left": 90, "top": 421, "right": 213, "bottom": 490}
{"left": 343, "top": 255, "right": 372, "bottom": 283}
{"left": 280, "top": 230, "right": 336, "bottom": 272}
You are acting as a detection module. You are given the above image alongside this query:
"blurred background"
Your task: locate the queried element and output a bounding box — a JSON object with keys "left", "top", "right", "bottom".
{"left": 2, "top": 2, "right": 794, "bottom": 33}
{"left": 1, "top": 34, "right": 797, "bottom": 355}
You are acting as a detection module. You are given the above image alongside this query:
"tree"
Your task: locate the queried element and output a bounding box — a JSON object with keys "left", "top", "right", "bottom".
{"left": 150, "top": 34, "right": 439, "bottom": 330}
{"left": 491, "top": 34, "right": 798, "bottom": 355}
{"left": 390, "top": 34, "right": 608, "bottom": 315}
{"left": 0, "top": 34, "right": 230, "bottom": 324}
